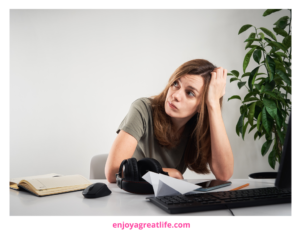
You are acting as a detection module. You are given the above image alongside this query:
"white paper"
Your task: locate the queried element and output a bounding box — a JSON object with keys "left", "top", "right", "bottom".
{"left": 142, "top": 171, "right": 201, "bottom": 197}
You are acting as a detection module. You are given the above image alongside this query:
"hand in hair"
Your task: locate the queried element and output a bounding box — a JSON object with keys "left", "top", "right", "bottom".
{"left": 206, "top": 67, "right": 227, "bottom": 108}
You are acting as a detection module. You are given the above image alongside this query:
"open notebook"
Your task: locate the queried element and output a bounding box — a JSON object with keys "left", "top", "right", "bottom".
{"left": 10, "top": 173, "right": 92, "bottom": 197}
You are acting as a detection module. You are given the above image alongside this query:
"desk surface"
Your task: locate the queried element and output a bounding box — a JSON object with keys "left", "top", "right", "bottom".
{"left": 10, "top": 179, "right": 291, "bottom": 216}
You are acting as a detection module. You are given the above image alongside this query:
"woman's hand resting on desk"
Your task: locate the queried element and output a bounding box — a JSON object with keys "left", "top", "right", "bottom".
{"left": 162, "top": 168, "right": 183, "bottom": 180}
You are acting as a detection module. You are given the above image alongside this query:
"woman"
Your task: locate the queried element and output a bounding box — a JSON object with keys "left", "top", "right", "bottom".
{"left": 105, "top": 59, "right": 234, "bottom": 183}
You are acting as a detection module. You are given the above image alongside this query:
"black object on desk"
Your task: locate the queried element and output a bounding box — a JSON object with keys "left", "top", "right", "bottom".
{"left": 116, "top": 157, "right": 168, "bottom": 194}
{"left": 146, "top": 187, "right": 291, "bottom": 214}
{"left": 146, "top": 114, "right": 292, "bottom": 214}
{"left": 82, "top": 183, "right": 111, "bottom": 198}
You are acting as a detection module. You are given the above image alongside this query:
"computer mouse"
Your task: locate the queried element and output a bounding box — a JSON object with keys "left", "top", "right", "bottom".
{"left": 82, "top": 183, "right": 112, "bottom": 198}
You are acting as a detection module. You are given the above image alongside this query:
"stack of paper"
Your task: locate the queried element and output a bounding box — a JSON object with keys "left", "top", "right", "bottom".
{"left": 142, "top": 171, "right": 201, "bottom": 197}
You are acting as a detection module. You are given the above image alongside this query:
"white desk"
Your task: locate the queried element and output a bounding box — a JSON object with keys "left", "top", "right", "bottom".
{"left": 10, "top": 179, "right": 291, "bottom": 216}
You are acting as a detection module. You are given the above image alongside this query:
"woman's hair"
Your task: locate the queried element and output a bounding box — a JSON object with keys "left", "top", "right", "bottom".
{"left": 150, "top": 59, "right": 223, "bottom": 174}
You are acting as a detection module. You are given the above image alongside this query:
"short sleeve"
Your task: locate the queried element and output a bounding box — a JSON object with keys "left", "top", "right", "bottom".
{"left": 116, "top": 98, "right": 150, "bottom": 142}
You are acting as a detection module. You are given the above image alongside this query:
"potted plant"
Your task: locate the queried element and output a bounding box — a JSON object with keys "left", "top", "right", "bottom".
{"left": 228, "top": 9, "right": 292, "bottom": 178}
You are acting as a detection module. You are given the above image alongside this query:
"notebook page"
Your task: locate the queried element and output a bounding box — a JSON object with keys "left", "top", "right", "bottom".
{"left": 23, "top": 174, "right": 91, "bottom": 190}
{"left": 10, "top": 173, "right": 64, "bottom": 184}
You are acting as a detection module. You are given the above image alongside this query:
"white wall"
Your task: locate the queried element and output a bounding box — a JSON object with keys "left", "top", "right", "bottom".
{"left": 10, "top": 9, "right": 289, "bottom": 179}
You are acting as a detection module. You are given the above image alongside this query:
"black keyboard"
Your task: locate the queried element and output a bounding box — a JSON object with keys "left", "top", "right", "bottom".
{"left": 146, "top": 187, "right": 291, "bottom": 214}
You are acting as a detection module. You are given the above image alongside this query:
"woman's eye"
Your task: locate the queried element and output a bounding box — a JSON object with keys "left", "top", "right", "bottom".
{"left": 187, "top": 91, "right": 195, "bottom": 97}
{"left": 173, "top": 81, "right": 179, "bottom": 87}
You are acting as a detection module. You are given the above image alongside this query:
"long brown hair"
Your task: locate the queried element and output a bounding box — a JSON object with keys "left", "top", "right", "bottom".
{"left": 151, "top": 59, "right": 223, "bottom": 174}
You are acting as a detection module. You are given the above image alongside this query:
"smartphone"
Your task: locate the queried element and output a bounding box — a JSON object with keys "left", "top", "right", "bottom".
{"left": 194, "top": 180, "right": 232, "bottom": 192}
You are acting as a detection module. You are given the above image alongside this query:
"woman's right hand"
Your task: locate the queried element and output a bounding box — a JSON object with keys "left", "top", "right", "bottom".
{"left": 162, "top": 168, "right": 184, "bottom": 180}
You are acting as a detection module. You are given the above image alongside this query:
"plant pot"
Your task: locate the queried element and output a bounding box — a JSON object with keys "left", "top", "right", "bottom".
{"left": 248, "top": 172, "right": 278, "bottom": 179}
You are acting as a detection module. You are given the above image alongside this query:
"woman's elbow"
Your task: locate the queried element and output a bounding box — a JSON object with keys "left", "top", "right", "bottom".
{"left": 216, "top": 172, "right": 233, "bottom": 181}
{"left": 105, "top": 166, "right": 117, "bottom": 183}
{"left": 107, "top": 176, "right": 116, "bottom": 183}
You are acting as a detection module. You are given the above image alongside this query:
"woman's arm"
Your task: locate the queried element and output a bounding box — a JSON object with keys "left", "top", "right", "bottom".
{"left": 105, "top": 130, "right": 184, "bottom": 182}
{"left": 162, "top": 168, "right": 184, "bottom": 179}
{"left": 105, "top": 130, "right": 137, "bottom": 183}
{"left": 207, "top": 67, "right": 234, "bottom": 181}
{"left": 207, "top": 104, "right": 234, "bottom": 181}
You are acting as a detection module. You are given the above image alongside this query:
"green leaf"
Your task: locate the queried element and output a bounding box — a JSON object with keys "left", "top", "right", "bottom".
{"left": 263, "top": 98, "right": 277, "bottom": 120}
{"left": 256, "top": 77, "right": 265, "bottom": 82}
{"left": 227, "top": 72, "right": 233, "bottom": 76}
{"left": 267, "top": 41, "right": 287, "bottom": 52}
{"left": 243, "top": 97, "right": 259, "bottom": 103}
{"left": 238, "top": 81, "right": 246, "bottom": 89}
{"left": 260, "top": 27, "right": 277, "bottom": 41}
{"left": 240, "top": 105, "right": 248, "bottom": 115}
{"left": 282, "top": 86, "right": 291, "bottom": 94}
{"left": 257, "top": 112, "right": 262, "bottom": 131}
{"left": 275, "top": 51, "right": 288, "bottom": 58}
{"left": 266, "top": 55, "right": 276, "bottom": 81}
{"left": 247, "top": 46, "right": 265, "bottom": 52}
{"left": 275, "top": 113, "right": 283, "bottom": 129}
{"left": 282, "top": 35, "right": 291, "bottom": 49}
{"left": 265, "top": 130, "right": 272, "bottom": 141}
{"left": 273, "top": 28, "right": 288, "bottom": 37}
{"left": 244, "top": 92, "right": 255, "bottom": 100}
{"left": 276, "top": 127, "right": 285, "bottom": 145}
{"left": 274, "top": 60, "right": 286, "bottom": 73}
{"left": 242, "top": 72, "right": 251, "bottom": 78}
{"left": 258, "top": 32, "right": 265, "bottom": 40}
{"left": 238, "top": 24, "right": 253, "bottom": 34}
{"left": 275, "top": 70, "right": 291, "bottom": 85}
{"left": 285, "top": 99, "right": 291, "bottom": 105}
{"left": 248, "top": 124, "right": 257, "bottom": 133}
{"left": 248, "top": 102, "right": 256, "bottom": 126}
{"left": 263, "top": 98, "right": 276, "bottom": 110}
{"left": 253, "top": 49, "right": 262, "bottom": 64}
{"left": 236, "top": 114, "right": 244, "bottom": 136}
{"left": 230, "top": 78, "right": 239, "bottom": 83}
{"left": 269, "top": 47, "right": 280, "bottom": 54}
{"left": 245, "top": 33, "right": 256, "bottom": 49}
{"left": 244, "top": 38, "right": 262, "bottom": 42}
{"left": 254, "top": 83, "right": 262, "bottom": 91}
{"left": 274, "top": 16, "right": 289, "bottom": 30}
{"left": 254, "top": 131, "right": 262, "bottom": 140}
{"left": 264, "top": 80, "right": 275, "bottom": 92}
{"left": 231, "top": 70, "right": 239, "bottom": 77}
{"left": 272, "top": 52, "right": 283, "bottom": 64}
{"left": 274, "top": 16, "right": 289, "bottom": 25}
{"left": 242, "top": 122, "right": 249, "bottom": 140}
{"left": 264, "top": 91, "right": 280, "bottom": 100}
{"left": 262, "top": 107, "right": 272, "bottom": 134}
{"left": 255, "top": 46, "right": 266, "bottom": 52}
{"left": 268, "top": 149, "right": 276, "bottom": 169}
{"left": 248, "top": 66, "right": 260, "bottom": 91}
{"left": 263, "top": 9, "right": 281, "bottom": 17}
{"left": 284, "top": 61, "right": 291, "bottom": 67}
{"left": 253, "top": 88, "right": 260, "bottom": 95}
{"left": 261, "top": 140, "right": 273, "bottom": 156}
{"left": 243, "top": 47, "right": 257, "bottom": 73}
{"left": 278, "top": 106, "right": 288, "bottom": 119}
{"left": 228, "top": 95, "right": 241, "bottom": 101}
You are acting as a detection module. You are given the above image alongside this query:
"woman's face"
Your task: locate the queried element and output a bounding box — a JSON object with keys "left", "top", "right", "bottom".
{"left": 165, "top": 74, "right": 204, "bottom": 120}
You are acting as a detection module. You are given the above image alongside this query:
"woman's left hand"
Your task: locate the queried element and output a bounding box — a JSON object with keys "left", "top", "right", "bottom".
{"left": 206, "top": 67, "right": 227, "bottom": 108}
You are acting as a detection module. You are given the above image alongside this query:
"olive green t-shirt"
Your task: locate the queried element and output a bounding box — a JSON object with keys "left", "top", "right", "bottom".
{"left": 116, "top": 97, "right": 191, "bottom": 174}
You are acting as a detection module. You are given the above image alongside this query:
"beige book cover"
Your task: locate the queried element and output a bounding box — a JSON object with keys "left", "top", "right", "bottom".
{"left": 10, "top": 173, "right": 92, "bottom": 197}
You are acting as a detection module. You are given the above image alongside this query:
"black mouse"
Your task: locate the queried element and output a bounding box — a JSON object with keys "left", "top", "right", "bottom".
{"left": 82, "top": 183, "right": 111, "bottom": 198}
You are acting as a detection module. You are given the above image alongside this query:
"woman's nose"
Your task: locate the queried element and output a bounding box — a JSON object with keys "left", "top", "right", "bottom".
{"left": 172, "top": 89, "right": 183, "bottom": 101}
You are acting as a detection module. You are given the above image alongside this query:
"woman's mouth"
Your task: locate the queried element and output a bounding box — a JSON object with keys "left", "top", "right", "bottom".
{"left": 168, "top": 101, "right": 178, "bottom": 109}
